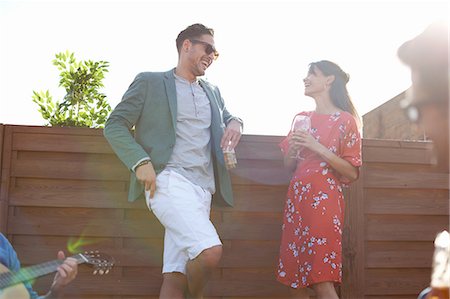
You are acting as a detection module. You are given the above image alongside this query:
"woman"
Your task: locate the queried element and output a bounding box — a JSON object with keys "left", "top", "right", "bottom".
{"left": 276, "top": 60, "right": 362, "bottom": 299}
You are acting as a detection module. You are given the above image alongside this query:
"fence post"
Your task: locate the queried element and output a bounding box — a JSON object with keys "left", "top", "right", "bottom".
{"left": 0, "top": 125, "right": 11, "bottom": 234}
{"left": 341, "top": 165, "right": 366, "bottom": 298}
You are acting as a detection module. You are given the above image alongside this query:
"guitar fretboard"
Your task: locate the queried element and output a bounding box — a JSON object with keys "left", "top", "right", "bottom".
{"left": 0, "top": 254, "right": 84, "bottom": 289}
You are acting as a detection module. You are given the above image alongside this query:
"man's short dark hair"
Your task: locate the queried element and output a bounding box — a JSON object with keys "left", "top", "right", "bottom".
{"left": 176, "top": 23, "right": 215, "bottom": 54}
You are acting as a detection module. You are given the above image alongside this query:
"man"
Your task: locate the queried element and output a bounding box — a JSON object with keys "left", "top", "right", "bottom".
{"left": 398, "top": 21, "right": 449, "bottom": 298}
{"left": 0, "top": 233, "right": 78, "bottom": 299}
{"left": 398, "top": 21, "right": 449, "bottom": 172}
{"left": 104, "top": 23, "right": 243, "bottom": 299}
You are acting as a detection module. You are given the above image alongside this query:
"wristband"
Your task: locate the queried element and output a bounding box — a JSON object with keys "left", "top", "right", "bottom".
{"left": 135, "top": 159, "right": 150, "bottom": 170}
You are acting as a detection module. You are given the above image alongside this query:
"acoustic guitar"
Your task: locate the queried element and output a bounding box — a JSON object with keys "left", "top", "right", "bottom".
{"left": 0, "top": 251, "right": 114, "bottom": 299}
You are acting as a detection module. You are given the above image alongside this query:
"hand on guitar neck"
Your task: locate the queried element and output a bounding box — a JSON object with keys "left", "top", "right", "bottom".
{"left": 42, "top": 251, "right": 78, "bottom": 299}
{"left": 0, "top": 250, "right": 114, "bottom": 299}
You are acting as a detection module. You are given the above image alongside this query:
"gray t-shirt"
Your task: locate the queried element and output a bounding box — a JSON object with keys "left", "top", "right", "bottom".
{"left": 165, "top": 73, "right": 215, "bottom": 194}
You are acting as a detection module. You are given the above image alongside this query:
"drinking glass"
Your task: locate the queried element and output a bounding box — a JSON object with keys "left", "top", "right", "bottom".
{"left": 223, "top": 141, "right": 237, "bottom": 169}
{"left": 290, "top": 115, "right": 311, "bottom": 159}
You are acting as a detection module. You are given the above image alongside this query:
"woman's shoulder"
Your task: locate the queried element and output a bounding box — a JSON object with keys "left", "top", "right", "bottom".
{"left": 336, "top": 111, "right": 359, "bottom": 124}
{"left": 336, "top": 110, "right": 352, "bottom": 118}
{"left": 296, "top": 111, "right": 314, "bottom": 117}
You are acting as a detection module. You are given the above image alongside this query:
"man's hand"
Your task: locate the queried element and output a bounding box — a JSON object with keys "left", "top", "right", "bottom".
{"left": 47, "top": 251, "right": 78, "bottom": 298}
{"left": 221, "top": 119, "right": 242, "bottom": 150}
{"left": 136, "top": 162, "right": 157, "bottom": 198}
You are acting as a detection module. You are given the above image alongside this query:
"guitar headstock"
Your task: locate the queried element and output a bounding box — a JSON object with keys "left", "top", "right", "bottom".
{"left": 78, "top": 251, "right": 115, "bottom": 275}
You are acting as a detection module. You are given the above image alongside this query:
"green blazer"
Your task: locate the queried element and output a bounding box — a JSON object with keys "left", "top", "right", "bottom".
{"left": 104, "top": 69, "right": 239, "bottom": 207}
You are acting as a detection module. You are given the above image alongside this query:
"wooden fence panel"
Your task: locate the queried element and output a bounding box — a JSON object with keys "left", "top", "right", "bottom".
{"left": 1, "top": 126, "right": 293, "bottom": 298}
{"left": 359, "top": 139, "right": 449, "bottom": 299}
{"left": 1, "top": 126, "right": 448, "bottom": 299}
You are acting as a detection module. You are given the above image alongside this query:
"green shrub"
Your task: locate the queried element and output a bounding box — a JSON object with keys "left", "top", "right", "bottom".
{"left": 33, "top": 51, "right": 111, "bottom": 128}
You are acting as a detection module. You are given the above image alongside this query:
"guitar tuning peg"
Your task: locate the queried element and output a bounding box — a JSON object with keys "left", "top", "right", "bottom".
{"left": 99, "top": 269, "right": 105, "bottom": 275}
{"left": 93, "top": 269, "right": 98, "bottom": 275}
{"left": 105, "top": 269, "right": 110, "bottom": 274}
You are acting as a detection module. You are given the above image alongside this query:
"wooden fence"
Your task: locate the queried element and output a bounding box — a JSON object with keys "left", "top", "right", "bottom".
{"left": 0, "top": 124, "right": 448, "bottom": 298}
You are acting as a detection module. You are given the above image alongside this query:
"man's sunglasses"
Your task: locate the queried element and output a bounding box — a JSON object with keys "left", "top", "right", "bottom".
{"left": 189, "top": 39, "right": 219, "bottom": 60}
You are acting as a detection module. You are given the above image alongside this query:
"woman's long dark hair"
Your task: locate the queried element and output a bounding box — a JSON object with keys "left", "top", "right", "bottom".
{"left": 309, "top": 60, "right": 361, "bottom": 126}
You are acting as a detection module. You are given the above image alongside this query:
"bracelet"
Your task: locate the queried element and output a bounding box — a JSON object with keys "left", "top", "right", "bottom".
{"left": 135, "top": 159, "right": 150, "bottom": 170}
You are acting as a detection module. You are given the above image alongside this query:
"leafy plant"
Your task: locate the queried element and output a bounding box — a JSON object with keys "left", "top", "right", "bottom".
{"left": 32, "top": 51, "right": 111, "bottom": 128}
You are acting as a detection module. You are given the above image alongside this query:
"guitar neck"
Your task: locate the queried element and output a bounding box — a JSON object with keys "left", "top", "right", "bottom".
{"left": 0, "top": 254, "right": 84, "bottom": 289}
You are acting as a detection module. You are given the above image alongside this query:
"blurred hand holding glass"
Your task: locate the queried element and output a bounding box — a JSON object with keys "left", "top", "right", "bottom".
{"left": 290, "top": 115, "right": 311, "bottom": 160}
{"left": 223, "top": 143, "right": 237, "bottom": 170}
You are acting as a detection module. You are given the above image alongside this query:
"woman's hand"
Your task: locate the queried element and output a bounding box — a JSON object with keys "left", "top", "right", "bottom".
{"left": 291, "top": 131, "right": 359, "bottom": 182}
{"left": 290, "top": 130, "right": 323, "bottom": 154}
{"left": 283, "top": 132, "right": 309, "bottom": 170}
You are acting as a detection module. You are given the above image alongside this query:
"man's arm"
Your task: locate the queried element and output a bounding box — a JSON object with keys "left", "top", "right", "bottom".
{"left": 0, "top": 234, "right": 77, "bottom": 299}
{"left": 221, "top": 119, "right": 242, "bottom": 150}
{"left": 0, "top": 233, "right": 40, "bottom": 299}
{"left": 103, "top": 73, "right": 151, "bottom": 170}
{"left": 217, "top": 89, "right": 243, "bottom": 150}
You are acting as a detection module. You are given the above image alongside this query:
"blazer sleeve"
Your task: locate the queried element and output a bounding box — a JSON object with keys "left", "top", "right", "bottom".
{"left": 215, "top": 86, "right": 243, "bottom": 128}
{"left": 103, "top": 73, "right": 150, "bottom": 170}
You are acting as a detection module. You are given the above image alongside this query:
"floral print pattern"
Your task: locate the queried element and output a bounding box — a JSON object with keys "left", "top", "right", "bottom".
{"left": 277, "top": 111, "right": 361, "bottom": 288}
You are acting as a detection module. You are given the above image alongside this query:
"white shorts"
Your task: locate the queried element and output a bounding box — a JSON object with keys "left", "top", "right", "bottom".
{"left": 145, "top": 169, "right": 222, "bottom": 274}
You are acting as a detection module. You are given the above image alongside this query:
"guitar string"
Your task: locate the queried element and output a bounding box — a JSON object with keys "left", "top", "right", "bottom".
{"left": 0, "top": 254, "right": 84, "bottom": 289}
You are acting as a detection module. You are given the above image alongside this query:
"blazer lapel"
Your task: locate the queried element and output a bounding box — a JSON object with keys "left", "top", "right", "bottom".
{"left": 163, "top": 69, "right": 177, "bottom": 130}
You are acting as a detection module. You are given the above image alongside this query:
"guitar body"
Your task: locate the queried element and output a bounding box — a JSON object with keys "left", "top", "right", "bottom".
{"left": 0, "top": 263, "right": 30, "bottom": 299}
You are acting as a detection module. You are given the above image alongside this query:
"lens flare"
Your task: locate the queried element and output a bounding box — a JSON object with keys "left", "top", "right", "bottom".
{"left": 67, "top": 235, "right": 99, "bottom": 254}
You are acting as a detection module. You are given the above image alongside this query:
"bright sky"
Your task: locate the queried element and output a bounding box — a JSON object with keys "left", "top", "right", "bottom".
{"left": 0, "top": 0, "right": 448, "bottom": 135}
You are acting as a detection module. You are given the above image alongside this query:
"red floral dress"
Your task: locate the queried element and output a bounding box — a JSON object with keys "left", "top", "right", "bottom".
{"left": 276, "top": 111, "right": 362, "bottom": 289}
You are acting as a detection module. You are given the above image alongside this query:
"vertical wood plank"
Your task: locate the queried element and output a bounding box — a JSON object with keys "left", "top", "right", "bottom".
{"left": 0, "top": 124, "right": 3, "bottom": 179}
{"left": 0, "top": 126, "right": 12, "bottom": 233}
{"left": 341, "top": 167, "right": 366, "bottom": 298}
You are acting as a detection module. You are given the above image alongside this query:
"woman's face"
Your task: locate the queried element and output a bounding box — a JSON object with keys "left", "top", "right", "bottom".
{"left": 303, "top": 66, "right": 329, "bottom": 97}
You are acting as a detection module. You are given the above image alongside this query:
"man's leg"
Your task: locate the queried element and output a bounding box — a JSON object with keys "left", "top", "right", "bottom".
{"left": 145, "top": 171, "right": 188, "bottom": 299}
{"left": 147, "top": 170, "right": 222, "bottom": 299}
{"left": 159, "top": 229, "right": 190, "bottom": 299}
{"left": 186, "top": 245, "right": 222, "bottom": 298}
{"left": 160, "top": 272, "right": 187, "bottom": 299}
